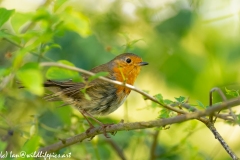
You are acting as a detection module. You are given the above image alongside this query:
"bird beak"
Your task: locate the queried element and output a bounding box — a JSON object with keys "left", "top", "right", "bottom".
{"left": 138, "top": 62, "right": 149, "bottom": 66}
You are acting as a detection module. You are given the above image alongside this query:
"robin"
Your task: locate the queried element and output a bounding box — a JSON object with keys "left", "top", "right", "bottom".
{"left": 43, "top": 53, "right": 148, "bottom": 135}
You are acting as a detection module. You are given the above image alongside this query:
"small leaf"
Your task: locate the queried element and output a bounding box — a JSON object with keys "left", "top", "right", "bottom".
{"left": 22, "top": 136, "right": 40, "bottom": 153}
{"left": 0, "top": 8, "right": 15, "bottom": 28}
{"left": 0, "top": 141, "right": 7, "bottom": 151}
{"left": 151, "top": 101, "right": 158, "bottom": 108}
{"left": 17, "top": 63, "right": 44, "bottom": 95}
{"left": 11, "top": 12, "right": 31, "bottom": 33}
{"left": 196, "top": 100, "right": 205, "bottom": 109}
{"left": 60, "top": 7, "right": 91, "bottom": 37}
{"left": 54, "top": 0, "right": 68, "bottom": 12}
{"left": 0, "top": 30, "right": 21, "bottom": 44}
{"left": 42, "top": 43, "right": 62, "bottom": 53}
{"left": 158, "top": 108, "right": 171, "bottom": 119}
{"left": 154, "top": 94, "right": 164, "bottom": 103}
{"left": 46, "top": 60, "right": 83, "bottom": 82}
{"left": 175, "top": 96, "right": 186, "bottom": 103}
{"left": 0, "top": 68, "right": 7, "bottom": 77}
{"left": 225, "top": 87, "right": 239, "bottom": 98}
{"left": 88, "top": 72, "right": 109, "bottom": 82}
{"left": 163, "top": 99, "right": 173, "bottom": 105}
{"left": 32, "top": 8, "right": 51, "bottom": 22}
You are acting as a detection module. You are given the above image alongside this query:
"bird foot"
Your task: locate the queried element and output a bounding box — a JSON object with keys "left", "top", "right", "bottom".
{"left": 85, "top": 123, "right": 115, "bottom": 139}
{"left": 85, "top": 126, "right": 96, "bottom": 140}
{"left": 101, "top": 123, "right": 114, "bottom": 138}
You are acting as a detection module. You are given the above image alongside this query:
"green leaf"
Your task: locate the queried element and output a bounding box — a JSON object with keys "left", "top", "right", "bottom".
{"left": 154, "top": 94, "right": 164, "bottom": 103}
{"left": 54, "top": 0, "right": 68, "bottom": 12}
{"left": 88, "top": 72, "right": 109, "bottom": 82}
{"left": 41, "top": 43, "right": 62, "bottom": 53}
{"left": 196, "top": 100, "right": 205, "bottom": 109}
{"left": 163, "top": 99, "right": 173, "bottom": 105}
{"left": 225, "top": 87, "right": 239, "bottom": 98}
{"left": 151, "top": 94, "right": 164, "bottom": 108}
{"left": 158, "top": 108, "right": 171, "bottom": 119}
{"left": 17, "top": 63, "right": 44, "bottom": 96}
{"left": 175, "top": 96, "right": 186, "bottom": 103}
{"left": 46, "top": 60, "right": 83, "bottom": 82}
{"left": 11, "top": 12, "right": 32, "bottom": 33}
{"left": 22, "top": 136, "right": 40, "bottom": 154}
{"left": 0, "top": 141, "right": 7, "bottom": 151}
{"left": 60, "top": 7, "right": 91, "bottom": 37}
{"left": 151, "top": 101, "right": 158, "bottom": 108}
{"left": 32, "top": 8, "right": 51, "bottom": 22}
{"left": 0, "top": 29, "right": 22, "bottom": 44}
{"left": 0, "top": 8, "right": 15, "bottom": 28}
{"left": 0, "top": 68, "right": 7, "bottom": 77}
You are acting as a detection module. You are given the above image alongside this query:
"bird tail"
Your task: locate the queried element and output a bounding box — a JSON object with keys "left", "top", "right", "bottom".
{"left": 43, "top": 79, "right": 74, "bottom": 88}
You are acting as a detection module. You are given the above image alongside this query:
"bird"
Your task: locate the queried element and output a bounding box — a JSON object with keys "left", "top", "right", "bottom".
{"left": 43, "top": 53, "right": 148, "bottom": 135}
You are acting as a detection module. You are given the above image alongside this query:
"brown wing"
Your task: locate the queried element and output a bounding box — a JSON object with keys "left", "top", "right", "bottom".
{"left": 43, "top": 79, "right": 87, "bottom": 101}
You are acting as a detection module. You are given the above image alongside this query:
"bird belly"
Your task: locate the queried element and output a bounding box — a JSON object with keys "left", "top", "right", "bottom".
{"left": 82, "top": 92, "right": 128, "bottom": 116}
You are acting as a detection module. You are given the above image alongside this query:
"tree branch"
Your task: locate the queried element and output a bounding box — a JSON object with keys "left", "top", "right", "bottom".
{"left": 39, "top": 97, "right": 240, "bottom": 154}
{"left": 205, "top": 123, "right": 239, "bottom": 160}
{"left": 39, "top": 62, "right": 240, "bottom": 159}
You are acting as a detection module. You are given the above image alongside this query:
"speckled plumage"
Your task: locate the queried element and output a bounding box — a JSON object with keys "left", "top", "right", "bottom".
{"left": 44, "top": 53, "right": 148, "bottom": 116}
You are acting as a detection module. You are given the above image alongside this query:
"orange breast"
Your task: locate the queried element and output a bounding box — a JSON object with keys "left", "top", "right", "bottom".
{"left": 113, "top": 66, "right": 141, "bottom": 95}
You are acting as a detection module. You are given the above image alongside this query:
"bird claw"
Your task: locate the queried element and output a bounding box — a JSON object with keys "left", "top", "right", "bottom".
{"left": 85, "top": 126, "right": 96, "bottom": 141}
{"left": 85, "top": 123, "right": 115, "bottom": 139}
{"left": 86, "top": 125, "right": 95, "bottom": 133}
{"left": 101, "top": 123, "right": 114, "bottom": 138}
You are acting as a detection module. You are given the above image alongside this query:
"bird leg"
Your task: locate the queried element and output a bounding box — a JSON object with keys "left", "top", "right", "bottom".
{"left": 80, "top": 110, "right": 112, "bottom": 138}
{"left": 79, "top": 110, "right": 95, "bottom": 129}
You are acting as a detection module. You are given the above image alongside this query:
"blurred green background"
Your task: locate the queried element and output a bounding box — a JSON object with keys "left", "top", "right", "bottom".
{"left": 0, "top": 0, "right": 240, "bottom": 159}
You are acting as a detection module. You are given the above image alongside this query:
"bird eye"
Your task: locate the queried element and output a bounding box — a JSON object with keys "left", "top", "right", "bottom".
{"left": 126, "top": 58, "right": 132, "bottom": 63}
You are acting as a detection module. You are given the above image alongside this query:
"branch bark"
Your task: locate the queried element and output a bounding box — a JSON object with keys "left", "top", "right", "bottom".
{"left": 149, "top": 130, "right": 160, "bottom": 160}
{"left": 39, "top": 97, "right": 240, "bottom": 154}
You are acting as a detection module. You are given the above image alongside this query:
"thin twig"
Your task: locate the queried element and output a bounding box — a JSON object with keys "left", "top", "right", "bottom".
{"left": 149, "top": 130, "right": 160, "bottom": 160}
{"left": 105, "top": 138, "right": 126, "bottom": 160}
{"left": 216, "top": 114, "right": 237, "bottom": 122}
{"left": 205, "top": 123, "right": 239, "bottom": 160}
{"left": 3, "top": 38, "right": 52, "bottom": 62}
{"left": 210, "top": 87, "right": 239, "bottom": 124}
{"left": 38, "top": 97, "right": 240, "bottom": 153}
{"left": 176, "top": 103, "right": 237, "bottom": 123}
{"left": 209, "top": 87, "right": 227, "bottom": 122}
